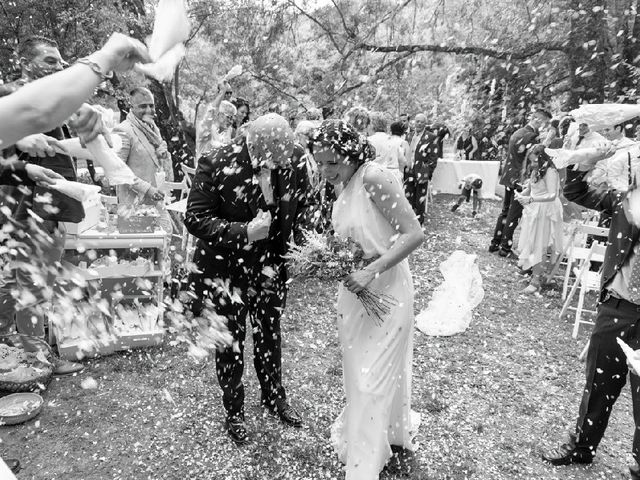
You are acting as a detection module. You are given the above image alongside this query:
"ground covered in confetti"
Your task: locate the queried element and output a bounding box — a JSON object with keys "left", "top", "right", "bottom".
{"left": 2, "top": 196, "right": 635, "bottom": 480}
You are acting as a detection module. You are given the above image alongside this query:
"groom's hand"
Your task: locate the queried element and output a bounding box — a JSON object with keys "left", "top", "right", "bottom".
{"left": 248, "top": 209, "right": 272, "bottom": 242}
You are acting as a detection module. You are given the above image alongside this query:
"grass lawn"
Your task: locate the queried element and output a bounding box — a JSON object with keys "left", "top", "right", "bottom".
{"left": 1, "top": 195, "right": 635, "bottom": 480}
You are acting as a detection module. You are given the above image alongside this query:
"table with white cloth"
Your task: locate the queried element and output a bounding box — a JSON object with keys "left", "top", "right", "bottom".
{"left": 430, "top": 159, "right": 501, "bottom": 199}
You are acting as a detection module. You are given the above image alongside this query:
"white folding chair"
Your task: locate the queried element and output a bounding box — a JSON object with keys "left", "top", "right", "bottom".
{"left": 559, "top": 223, "right": 609, "bottom": 300}
{"left": 559, "top": 241, "right": 607, "bottom": 338}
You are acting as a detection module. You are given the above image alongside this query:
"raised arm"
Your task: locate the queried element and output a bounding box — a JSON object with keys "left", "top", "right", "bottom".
{"left": 564, "top": 167, "right": 619, "bottom": 215}
{"left": 344, "top": 165, "right": 424, "bottom": 293}
{"left": 0, "top": 34, "right": 149, "bottom": 147}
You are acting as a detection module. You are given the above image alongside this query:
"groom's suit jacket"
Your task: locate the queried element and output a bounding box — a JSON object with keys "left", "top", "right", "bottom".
{"left": 185, "top": 138, "right": 316, "bottom": 278}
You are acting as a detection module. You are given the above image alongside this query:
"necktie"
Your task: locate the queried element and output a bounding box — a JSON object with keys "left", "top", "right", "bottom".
{"left": 627, "top": 243, "right": 640, "bottom": 304}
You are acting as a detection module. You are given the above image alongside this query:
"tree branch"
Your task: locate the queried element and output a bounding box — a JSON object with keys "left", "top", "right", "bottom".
{"left": 287, "top": 0, "right": 344, "bottom": 54}
{"left": 357, "top": 40, "right": 567, "bottom": 59}
{"left": 249, "top": 71, "right": 304, "bottom": 105}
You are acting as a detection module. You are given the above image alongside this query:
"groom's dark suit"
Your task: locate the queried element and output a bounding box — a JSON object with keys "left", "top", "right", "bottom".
{"left": 185, "top": 138, "right": 315, "bottom": 421}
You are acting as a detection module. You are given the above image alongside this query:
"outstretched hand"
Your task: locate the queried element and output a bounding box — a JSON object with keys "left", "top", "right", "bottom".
{"left": 16, "top": 134, "right": 67, "bottom": 158}
{"left": 25, "top": 164, "right": 64, "bottom": 185}
{"left": 69, "top": 104, "right": 112, "bottom": 147}
{"left": 98, "top": 33, "right": 151, "bottom": 72}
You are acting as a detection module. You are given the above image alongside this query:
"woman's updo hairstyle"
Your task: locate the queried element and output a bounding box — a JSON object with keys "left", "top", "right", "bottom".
{"left": 308, "top": 119, "right": 376, "bottom": 167}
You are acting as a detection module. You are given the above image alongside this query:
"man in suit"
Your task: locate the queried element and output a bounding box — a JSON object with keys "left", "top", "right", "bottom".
{"left": 543, "top": 161, "right": 640, "bottom": 480}
{"left": 113, "top": 87, "right": 170, "bottom": 230}
{"left": 185, "top": 113, "right": 316, "bottom": 445}
{"left": 0, "top": 37, "right": 90, "bottom": 375}
{"left": 489, "top": 109, "right": 551, "bottom": 256}
{"left": 405, "top": 113, "right": 438, "bottom": 224}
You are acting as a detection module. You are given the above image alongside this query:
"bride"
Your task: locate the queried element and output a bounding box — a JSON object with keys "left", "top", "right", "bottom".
{"left": 309, "top": 120, "right": 424, "bottom": 479}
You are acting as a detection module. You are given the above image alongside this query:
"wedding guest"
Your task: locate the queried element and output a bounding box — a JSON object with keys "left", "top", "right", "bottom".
{"left": 543, "top": 155, "right": 640, "bottom": 480}
{"left": 113, "top": 87, "right": 172, "bottom": 233}
{"left": 389, "top": 121, "right": 411, "bottom": 178}
{"left": 514, "top": 145, "right": 563, "bottom": 293}
{"left": 456, "top": 126, "right": 479, "bottom": 160}
{"left": 0, "top": 33, "right": 149, "bottom": 147}
{"left": 310, "top": 119, "right": 424, "bottom": 479}
{"left": 367, "top": 112, "right": 399, "bottom": 177}
{"left": 430, "top": 122, "right": 450, "bottom": 159}
{"left": 196, "top": 98, "right": 236, "bottom": 159}
{"left": 231, "top": 97, "right": 250, "bottom": 137}
{"left": 0, "top": 37, "right": 115, "bottom": 373}
{"left": 185, "top": 114, "right": 316, "bottom": 445}
{"left": 451, "top": 173, "right": 483, "bottom": 217}
{"left": 344, "top": 106, "right": 370, "bottom": 135}
{"left": 489, "top": 109, "right": 552, "bottom": 256}
{"left": 405, "top": 113, "right": 438, "bottom": 224}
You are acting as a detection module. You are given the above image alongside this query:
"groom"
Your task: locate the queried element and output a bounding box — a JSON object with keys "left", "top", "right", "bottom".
{"left": 185, "top": 113, "right": 316, "bottom": 445}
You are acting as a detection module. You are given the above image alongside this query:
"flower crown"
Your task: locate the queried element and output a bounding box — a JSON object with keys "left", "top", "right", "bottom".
{"left": 310, "top": 119, "right": 376, "bottom": 163}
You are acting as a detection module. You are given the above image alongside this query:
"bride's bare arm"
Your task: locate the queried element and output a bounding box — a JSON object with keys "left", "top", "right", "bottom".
{"left": 343, "top": 166, "right": 424, "bottom": 293}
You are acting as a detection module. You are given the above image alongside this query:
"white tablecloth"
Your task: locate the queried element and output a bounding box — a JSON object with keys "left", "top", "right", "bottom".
{"left": 431, "top": 159, "right": 501, "bottom": 199}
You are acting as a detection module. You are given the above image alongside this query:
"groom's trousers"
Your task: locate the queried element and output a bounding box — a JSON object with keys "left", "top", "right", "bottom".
{"left": 572, "top": 295, "right": 640, "bottom": 461}
{"left": 190, "top": 250, "right": 288, "bottom": 421}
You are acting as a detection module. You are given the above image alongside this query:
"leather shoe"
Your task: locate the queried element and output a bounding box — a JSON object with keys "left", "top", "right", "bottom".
{"left": 4, "top": 458, "right": 20, "bottom": 473}
{"left": 265, "top": 401, "right": 303, "bottom": 428}
{"left": 225, "top": 418, "right": 248, "bottom": 445}
{"left": 630, "top": 462, "right": 640, "bottom": 480}
{"left": 498, "top": 249, "right": 518, "bottom": 259}
{"left": 488, "top": 244, "right": 500, "bottom": 253}
{"left": 53, "top": 358, "right": 84, "bottom": 376}
{"left": 542, "top": 437, "right": 593, "bottom": 466}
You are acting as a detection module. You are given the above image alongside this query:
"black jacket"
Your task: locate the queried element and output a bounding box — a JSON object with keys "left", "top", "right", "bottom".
{"left": 0, "top": 158, "right": 31, "bottom": 186}
{"left": 563, "top": 168, "right": 639, "bottom": 301}
{"left": 499, "top": 124, "right": 538, "bottom": 189}
{"left": 411, "top": 130, "right": 439, "bottom": 182}
{"left": 185, "top": 139, "right": 316, "bottom": 275}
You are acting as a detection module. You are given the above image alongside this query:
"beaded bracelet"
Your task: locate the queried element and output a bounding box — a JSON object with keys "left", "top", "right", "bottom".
{"left": 77, "top": 57, "right": 113, "bottom": 81}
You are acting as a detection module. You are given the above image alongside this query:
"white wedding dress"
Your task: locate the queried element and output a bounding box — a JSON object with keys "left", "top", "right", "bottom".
{"left": 330, "top": 162, "right": 420, "bottom": 479}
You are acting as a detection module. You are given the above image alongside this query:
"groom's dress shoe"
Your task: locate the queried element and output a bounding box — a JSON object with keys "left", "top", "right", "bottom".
{"left": 4, "top": 458, "right": 20, "bottom": 473}
{"left": 225, "top": 418, "right": 248, "bottom": 445}
{"left": 265, "top": 401, "right": 303, "bottom": 428}
{"left": 630, "top": 462, "right": 640, "bottom": 480}
{"left": 542, "top": 439, "right": 593, "bottom": 466}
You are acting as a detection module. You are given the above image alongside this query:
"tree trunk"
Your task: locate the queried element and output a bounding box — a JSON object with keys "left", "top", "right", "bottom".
{"left": 565, "top": 0, "right": 609, "bottom": 108}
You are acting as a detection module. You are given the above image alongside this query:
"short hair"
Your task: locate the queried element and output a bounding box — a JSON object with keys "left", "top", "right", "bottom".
{"left": 390, "top": 121, "right": 405, "bottom": 136}
{"left": 18, "top": 35, "right": 58, "bottom": 61}
{"left": 369, "top": 111, "right": 388, "bottom": 133}
{"left": 219, "top": 100, "right": 237, "bottom": 116}
{"left": 533, "top": 109, "right": 552, "bottom": 120}
{"left": 305, "top": 107, "right": 322, "bottom": 121}
{"left": 129, "top": 86, "right": 152, "bottom": 99}
{"left": 343, "top": 106, "right": 370, "bottom": 133}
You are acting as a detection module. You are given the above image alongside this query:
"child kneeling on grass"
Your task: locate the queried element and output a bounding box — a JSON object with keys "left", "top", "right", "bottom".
{"left": 451, "top": 173, "right": 483, "bottom": 216}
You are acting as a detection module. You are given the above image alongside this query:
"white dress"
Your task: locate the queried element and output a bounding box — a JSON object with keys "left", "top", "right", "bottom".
{"left": 330, "top": 162, "right": 419, "bottom": 479}
{"left": 517, "top": 169, "right": 564, "bottom": 270}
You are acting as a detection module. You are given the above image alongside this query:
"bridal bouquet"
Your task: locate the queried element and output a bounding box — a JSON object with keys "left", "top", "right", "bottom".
{"left": 285, "top": 230, "right": 397, "bottom": 325}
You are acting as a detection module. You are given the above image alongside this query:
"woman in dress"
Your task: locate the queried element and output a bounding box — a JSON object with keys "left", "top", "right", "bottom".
{"left": 515, "top": 144, "right": 564, "bottom": 293}
{"left": 309, "top": 120, "right": 424, "bottom": 479}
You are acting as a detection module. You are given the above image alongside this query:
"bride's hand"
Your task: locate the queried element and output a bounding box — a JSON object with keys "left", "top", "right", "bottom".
{"left": 344, "top": 268, "right": 376, "bottom": 294}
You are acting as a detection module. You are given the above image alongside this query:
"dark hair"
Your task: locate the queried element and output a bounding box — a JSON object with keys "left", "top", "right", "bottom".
{"left": 18, "top": 36, "right": 58, "bottom": 61}
{"left": 309, "top": 119, "right": 376, "bottom": 166}
{"left": 534, "top": 109, "right": 553, "bottom": 120}
{"left": 471, "top": 178, "right": 483, "bottom": 190}
{"left": 390, "top": 121, "right": 405, "bottom": 136}
{"left": 550, "top": 119, "right": 560, "bottom": 130}
{"left": 558, "top": 116, "right": 575, "bottom": 137}
{"left": 232, "top": 97, "right": 251, "bottom": 126}
{"left": 526, "top": 144, "right": 555, "bottom": 182}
